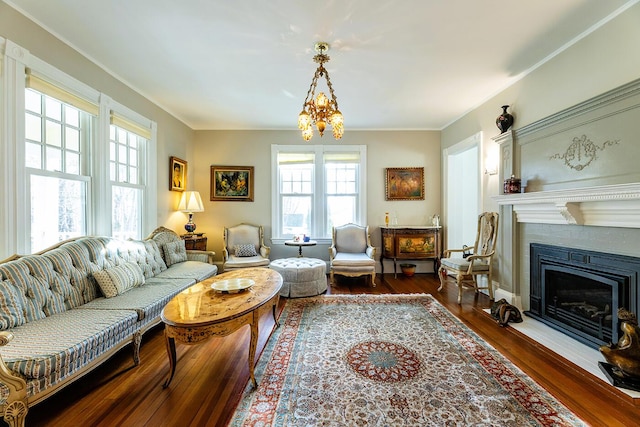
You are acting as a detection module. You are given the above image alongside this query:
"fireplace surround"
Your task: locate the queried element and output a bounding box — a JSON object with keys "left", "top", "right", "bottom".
{"left": 528, "top": 243, "right": 640, "bottom": 349}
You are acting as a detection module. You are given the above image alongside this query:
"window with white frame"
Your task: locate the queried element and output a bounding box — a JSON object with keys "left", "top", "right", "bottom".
{"left": 272, "top": 145, "right": 367, "bottom": 241}
{"left": 24, "top": 77, "right": 96, "bottom": 252}
{"left": 4, "top": 41, "right": 157, "bottom": 255}
{"left": 109, "top": 113, "right": 151, "bottom": 240}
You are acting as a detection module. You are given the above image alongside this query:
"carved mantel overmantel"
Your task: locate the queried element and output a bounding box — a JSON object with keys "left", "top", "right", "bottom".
{"left": 493, "top": 183, "right": 640, "bottom": 228}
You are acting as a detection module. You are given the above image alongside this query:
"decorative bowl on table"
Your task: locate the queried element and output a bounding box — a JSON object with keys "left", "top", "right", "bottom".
{"left": 212, "top": 278, "right": 255, "bottom": 293}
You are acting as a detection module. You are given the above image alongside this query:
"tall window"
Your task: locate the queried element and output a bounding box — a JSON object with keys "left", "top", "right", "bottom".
{"left": 25, "top": 84, "right": 94, "bottom": 252}
{"left": 109, "top": 116, "right": 147, "bottom": 240}
{"left": 272, "top": 145, "right": 366, "bottom": 241}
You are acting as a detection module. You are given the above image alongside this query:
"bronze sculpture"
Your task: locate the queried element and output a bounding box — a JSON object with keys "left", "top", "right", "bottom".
{"left": 600, "top": 308, "right": 640, "bottom": 378}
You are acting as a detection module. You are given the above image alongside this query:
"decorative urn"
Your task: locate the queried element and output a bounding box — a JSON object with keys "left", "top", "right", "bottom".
{"left": 496, "top": 105, "right": 514, "bottom": 134}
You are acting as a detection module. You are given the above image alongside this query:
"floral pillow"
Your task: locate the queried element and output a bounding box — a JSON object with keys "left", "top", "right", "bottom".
{"left": 234, "top": 244, "right": 258, "bottom": 257}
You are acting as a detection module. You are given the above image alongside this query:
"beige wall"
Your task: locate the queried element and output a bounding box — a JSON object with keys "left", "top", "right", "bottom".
{"left": 0, "top": 2, "right": 194, "bottom": 235}
{"left": 440, "top": 3, "right": 640, "bottom": 293}
{"left": 191, "top": 130, "right": 441, "bottom": 268}
{"left": 442, "top": 2, "right": 640, "bottom": 196}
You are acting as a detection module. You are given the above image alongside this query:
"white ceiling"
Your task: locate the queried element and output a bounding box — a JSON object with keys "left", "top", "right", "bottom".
{"left": 4, "top": 0, "right": 636, "bottom": 131}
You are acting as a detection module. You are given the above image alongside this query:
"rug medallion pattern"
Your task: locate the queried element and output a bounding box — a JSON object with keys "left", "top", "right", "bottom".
{"left": 230, "top": 294, "right": 585, "bottom": 426}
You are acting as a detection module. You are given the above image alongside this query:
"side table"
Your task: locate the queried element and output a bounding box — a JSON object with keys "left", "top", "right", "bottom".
{"left": 284, "top": 240, "right": 317, "bottom": 257}
{"left": 181, "top": 234, "right": 207, "bottom": 250}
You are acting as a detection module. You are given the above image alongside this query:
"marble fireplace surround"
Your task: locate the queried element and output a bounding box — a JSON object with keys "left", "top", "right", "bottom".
{"left": 489, "top": 78, "right": 640, "bottom": 398}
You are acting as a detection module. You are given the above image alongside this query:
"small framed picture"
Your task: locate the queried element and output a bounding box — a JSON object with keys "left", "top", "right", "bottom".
{"left": 170, "top": 157, "right": 187, "bottom": 192}
{"left": 385, "top": 167, "right": 425, "bottom": 200}
{"left": 210, "top": 165, "right": 254, "bottom": 202}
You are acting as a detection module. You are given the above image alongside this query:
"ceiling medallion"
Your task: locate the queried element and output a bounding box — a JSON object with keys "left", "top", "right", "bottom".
{"left": 297, "top": 42, "right": 344, "bottom": 141}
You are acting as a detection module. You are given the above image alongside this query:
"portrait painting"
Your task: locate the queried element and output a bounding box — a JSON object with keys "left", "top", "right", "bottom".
{"left": 385, "top": 167, "right": 425, "bottom": 200}
{"left": 170, "top": 156, "right": 187, "bottom": 192}
{"left": 210, "top": 165, "right": 254, "bottom": 201}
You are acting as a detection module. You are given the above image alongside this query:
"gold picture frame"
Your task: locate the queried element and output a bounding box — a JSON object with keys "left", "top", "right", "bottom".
{"left": 210, "top": 165, "right": 254, "bottom": 202}
{"left": 170, "top": 156, "right": 187, "bottom": 192}
{"left": 385, "top": 167, "right": 425, "bottom": 200}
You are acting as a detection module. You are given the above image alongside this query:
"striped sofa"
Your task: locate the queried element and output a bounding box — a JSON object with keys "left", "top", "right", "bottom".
{"left": 0, "top": 227, "right": 217, "bottom": 427}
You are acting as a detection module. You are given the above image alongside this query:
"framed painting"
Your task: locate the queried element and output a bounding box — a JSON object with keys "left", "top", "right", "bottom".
{"left": 385, "top": 167, "right": 425, "bottom": 200}
{"left": 210, "top": 165, "right": 254, "bottom": 201}
{"left": 170, "top": 156, "right": 187, "bottom": 192}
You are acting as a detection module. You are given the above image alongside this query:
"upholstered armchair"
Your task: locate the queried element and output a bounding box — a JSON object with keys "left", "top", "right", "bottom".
{"left": 223, "top": 223, "right": 271, "bottom": 271}
{"left": 329, "top": 223, "right": 376, "bottom": 286}
{"left": 438, "top": 212, "right": 499, "bottom": 304}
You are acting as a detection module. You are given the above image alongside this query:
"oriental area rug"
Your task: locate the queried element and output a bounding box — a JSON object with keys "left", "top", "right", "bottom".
{"left": 229, "top": 294, "right": 585, "bottom": 426}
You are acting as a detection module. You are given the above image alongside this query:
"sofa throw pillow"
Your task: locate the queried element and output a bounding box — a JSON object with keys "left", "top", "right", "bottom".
{"left": 234, "top": 244, "right": 258, "bottom": 257}
{"left": 93, "top": 262, "right": 145, "bottom": 298}
{"left": 162, "top": 241, "right": 188, "bottom": 267}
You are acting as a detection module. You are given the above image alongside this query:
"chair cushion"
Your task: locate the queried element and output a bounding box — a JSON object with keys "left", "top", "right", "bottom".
{"left": 162, "top": 241, "right": 188, "bottom": 267}
{"left": 331, "top": 253, "right": 376, "bottom": 267}
{"left": 440, "top": 257, "right": 489, "bottom": 271}
{"left": 234, "top": 244, "right": 258, "bottom": 257}
{"left": 93, "top": 262, "right": 145, "bottom": 298}
{"left": 225, "top": 255, "right": 270, "bottom": 269}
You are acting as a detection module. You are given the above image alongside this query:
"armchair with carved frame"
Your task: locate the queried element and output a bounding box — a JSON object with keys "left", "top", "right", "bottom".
{"left": 438, "top": 212, "right": 499, "bottom": 304}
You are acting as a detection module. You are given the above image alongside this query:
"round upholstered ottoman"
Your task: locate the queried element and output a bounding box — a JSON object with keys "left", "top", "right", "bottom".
{"left": 271, "top": 257, "right": 327, "bottom": 298}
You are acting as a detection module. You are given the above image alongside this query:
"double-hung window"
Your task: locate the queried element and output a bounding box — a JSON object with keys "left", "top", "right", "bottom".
{"left": 109, "top": 114, "right": 150, "bottom": 240}
{"left": 272, "top": 145, "right": 367, "bottom": 242}
{"left": 6, "top": 42, "right": 157, "bottom": 256}
{"left": 24, "top": 74, "right": 97, "bottom": 252}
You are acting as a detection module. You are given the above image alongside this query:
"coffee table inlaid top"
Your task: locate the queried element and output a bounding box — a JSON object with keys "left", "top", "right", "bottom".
{"left": 161, "top": 267, "right": 282, "bottom": 328}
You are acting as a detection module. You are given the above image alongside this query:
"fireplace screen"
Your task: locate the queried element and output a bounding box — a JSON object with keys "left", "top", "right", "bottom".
{"left": 529, "top": 244, "right": 640, "bottom": 350}
{"left": 543, "top": 266, "right": 617, "bottom": 345}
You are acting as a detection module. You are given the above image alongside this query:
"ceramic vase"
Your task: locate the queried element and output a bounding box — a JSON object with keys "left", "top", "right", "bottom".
{"left": 496, "top": 105, "right": 514, "bottom": 134}
{"left": 400, "top": 263, "right": 416, "bottom": 277}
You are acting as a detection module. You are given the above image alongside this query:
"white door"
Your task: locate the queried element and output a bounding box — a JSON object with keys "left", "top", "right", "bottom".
{"left": 443, "top": 133, "right": 481, "bottom": 251}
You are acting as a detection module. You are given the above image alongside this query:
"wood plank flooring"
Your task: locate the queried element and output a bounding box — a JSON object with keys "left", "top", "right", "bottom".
{"left": 24, "top": 274, "right": 640, "bottom": 427}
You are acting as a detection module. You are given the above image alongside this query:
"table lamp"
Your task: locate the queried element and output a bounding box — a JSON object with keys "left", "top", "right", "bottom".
{"left": 177, "top": 191, "right": 204, "bottom": 234}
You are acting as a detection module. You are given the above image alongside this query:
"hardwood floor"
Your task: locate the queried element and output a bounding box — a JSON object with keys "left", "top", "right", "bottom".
{"left": 24, "top": 274, "right": 640, "bottom": 427}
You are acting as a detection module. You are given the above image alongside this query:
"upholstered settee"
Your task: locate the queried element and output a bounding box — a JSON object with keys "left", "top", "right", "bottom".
{"left": 0, "top": 227, "right": 217, "bottom": 427}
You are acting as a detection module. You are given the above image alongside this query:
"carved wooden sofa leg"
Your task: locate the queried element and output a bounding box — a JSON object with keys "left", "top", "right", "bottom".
{"left": 0, "top": 332, "right": 28, "bottom": 427}
{"left": 3, "top": 400, "right": 28, "bottom": 427}
{"left": 132, "top": 331, "right": 143, "bottom": 365}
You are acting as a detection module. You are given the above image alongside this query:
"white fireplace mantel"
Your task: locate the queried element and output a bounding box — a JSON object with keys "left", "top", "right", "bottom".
{"left": 493, "top": 183, "right": 640, "bottom": 228}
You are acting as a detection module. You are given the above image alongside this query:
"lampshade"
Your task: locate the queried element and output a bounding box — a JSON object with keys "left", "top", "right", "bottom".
{"left": 177, "top": 191, "right": 204, "bottom": 234}
{"left": 177, "top": 191, "right": 204, "bottom": 213}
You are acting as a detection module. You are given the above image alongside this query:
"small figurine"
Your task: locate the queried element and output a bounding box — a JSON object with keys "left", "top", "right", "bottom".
{"left": 600, "top": 308, "right": 640, "bottom": 378}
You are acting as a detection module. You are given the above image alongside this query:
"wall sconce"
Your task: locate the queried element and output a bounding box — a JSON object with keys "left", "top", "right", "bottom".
{"left": 484, "top": 156, "right": 498, "bottom": 175}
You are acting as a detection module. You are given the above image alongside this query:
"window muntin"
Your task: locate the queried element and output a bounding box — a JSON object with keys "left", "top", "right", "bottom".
{"left": 274, "top": 146, "right": 365, "bottom": 240}
{"left": 25, "top": 88, "right": 91, "bottom": 252}
{"left": 109, "top": 124, "right": 146, "bottom": 239}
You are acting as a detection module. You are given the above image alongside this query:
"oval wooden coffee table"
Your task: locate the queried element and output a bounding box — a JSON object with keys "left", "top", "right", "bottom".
{"left": 161, "top": 267, "right": 282, "bottom": 389}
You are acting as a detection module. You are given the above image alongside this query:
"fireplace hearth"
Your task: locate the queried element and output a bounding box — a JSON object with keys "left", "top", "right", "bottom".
{"left": 528, "top": 244, "right": 640, "bottom": 349}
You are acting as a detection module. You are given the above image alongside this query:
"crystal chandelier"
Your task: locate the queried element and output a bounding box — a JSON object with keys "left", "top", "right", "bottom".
{"left": 298, "top": 42, "right": 344, "bottom": 141}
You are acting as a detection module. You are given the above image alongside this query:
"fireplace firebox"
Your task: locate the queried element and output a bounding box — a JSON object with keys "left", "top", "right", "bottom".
{"left": 528, "top": 244, "right": 640, "bottom": 349}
